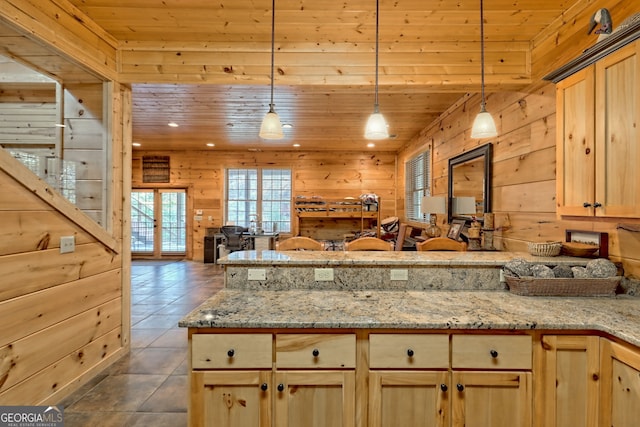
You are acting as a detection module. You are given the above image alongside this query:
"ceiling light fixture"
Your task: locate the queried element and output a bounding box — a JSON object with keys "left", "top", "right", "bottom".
{"left": 471, "top": 0, "right": 498, "bottom": 139}
{"left": 168, "top": 122, "right": 179, "bottom": 127}
{"left": 364, "top": 0, "right": 389, "bottom": 140}
{"left": 259, "top": 0, "right": 284, "bottom": 140}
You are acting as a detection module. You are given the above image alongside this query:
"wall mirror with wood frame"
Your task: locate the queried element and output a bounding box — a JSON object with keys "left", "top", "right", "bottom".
{"left": 447, "top": 143, "right": 492, "bottom": 223}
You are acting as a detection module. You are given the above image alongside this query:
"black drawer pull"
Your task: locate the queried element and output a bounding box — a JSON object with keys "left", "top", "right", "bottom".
{"left": 277, "top": 383, "right": 285, "bottom": 392}
{"left": 312, "top": 348, "right": 320, "bottom": 357}
{"left": 261, "top": 383, "right": 268, "bottom": 391}
{"left": 490, "top": 349, "right": 498, "bottom": 358}
{"left": 440, "top": 384, "right": 448, "bottom": 392}
{"left": 227, "top": 349, "right": 235, "bottom": 358}
{"left": 457, "top": 383, "right": 464, "bottom": 392}
{"left": 407, "top": 348, "right": 414, "bottom": 357}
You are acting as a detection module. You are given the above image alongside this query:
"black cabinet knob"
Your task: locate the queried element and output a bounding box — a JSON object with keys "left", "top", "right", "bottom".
{"left": 583, "top": 202, "right": 592, "bottom": 208}
{"left": 227, "top": 349, "right": 235, "bottom": 358}
{"left": 261, "top": 383, "right": 268, "bottom": 391}
{"left": 593, "top": 202, "right": 602, "bottom": 208}
{"left": 440, "top": 384, "right": 448, "bottom": 392}
{"left": 407, "top": 348, "right": 414, "bottom": 357}
{"left": 312, "top": 348, "right": 320, "bottom": 357}
{"left": 490, "top": 349, "right": 498, "bottom": 358}
{"left": 277, "top": 383, "right": 285, "bottom": 392}
{"left": 456, "top": 384, "right": 464, "bottom": 392}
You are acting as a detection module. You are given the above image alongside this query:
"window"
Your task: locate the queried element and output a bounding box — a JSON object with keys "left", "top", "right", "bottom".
{"left": 405, "top": 150, "right": 430, "bottom": 222}
{"left": 226, "top": 168, "right": 292, "bottom": 233}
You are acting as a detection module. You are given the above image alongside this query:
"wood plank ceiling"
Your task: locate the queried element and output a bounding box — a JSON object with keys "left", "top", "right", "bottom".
{"left": 3, "top": 0, "right": 591, "bottom": 151}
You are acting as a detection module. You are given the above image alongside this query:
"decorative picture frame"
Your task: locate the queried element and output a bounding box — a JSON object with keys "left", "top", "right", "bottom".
{"left": 447, "top": 219, "right": 466, "bottom": 241}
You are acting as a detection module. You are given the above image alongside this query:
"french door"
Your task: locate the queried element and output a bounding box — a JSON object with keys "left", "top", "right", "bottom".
{"left": 131, "top": 188, "right": 186, "bottom": 257}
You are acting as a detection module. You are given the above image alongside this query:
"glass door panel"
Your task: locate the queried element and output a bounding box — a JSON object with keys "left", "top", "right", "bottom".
{"left": 131, "top": 188, "right": 186, "bottom": 257}
{"left": 131, "top": 190, "right": 155, "bottom": 253}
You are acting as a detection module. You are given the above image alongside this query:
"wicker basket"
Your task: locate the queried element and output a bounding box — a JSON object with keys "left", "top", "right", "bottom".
{"left": 505, "top": 276, "right": 620, "bottom": 296}
{"left": 527, "top": 241, "right": 562, "bottom": 257}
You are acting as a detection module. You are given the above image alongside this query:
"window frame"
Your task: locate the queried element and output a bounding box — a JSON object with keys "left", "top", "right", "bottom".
{"left": 405, "top": 150, "right": 431, "bottom": 223}
{"left": 225, "top": 167, "right": 292, "bottom": 233}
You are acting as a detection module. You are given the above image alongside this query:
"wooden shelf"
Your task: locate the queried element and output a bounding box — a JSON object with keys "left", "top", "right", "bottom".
{"left": 294, "top": 196, "right": 380, "bottom": 238}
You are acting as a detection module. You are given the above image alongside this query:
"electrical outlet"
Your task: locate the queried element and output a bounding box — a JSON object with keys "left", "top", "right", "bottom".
{"left": 314, "top": 268, "right": 334, "bottom": 281}
{"left": 390, "top": 269, "right": 408, "bottom": 281}
{"left": 248, "top": 269, "right": 266, "bottom": 281}
{"left": 60, "top": 236, "right": 75, "bottom": 254}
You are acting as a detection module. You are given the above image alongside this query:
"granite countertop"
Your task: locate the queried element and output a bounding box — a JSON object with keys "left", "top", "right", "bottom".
{"left": 179, "top": 289, "right": 640, "bottom": 348}
{"left": 218, "top": 250, "right": 587, "bottom": 267}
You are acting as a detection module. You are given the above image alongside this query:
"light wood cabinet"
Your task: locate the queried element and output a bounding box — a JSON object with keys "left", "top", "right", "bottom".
{"left": 556, "top": 40, "right": 640, "bottom": 217}
{"left": 369, "top": 334, "right": 450, "bottom": 427}
{"left": 190, "top": 333, "right": 273, "bottom": 427}
{"left": 599, "top": 338, "right": 640, "bottom": 427}
{"left": 294, "top": 196, "right": 381, "bottom": 238}
{"left": 534, "top": 335, "right": 600, "bottom": 427}
{"left": 452, "top": 334, "right": 532, "bottom": 427}
{"left": 274, "top": 333, "right": 357, "bottom": 427}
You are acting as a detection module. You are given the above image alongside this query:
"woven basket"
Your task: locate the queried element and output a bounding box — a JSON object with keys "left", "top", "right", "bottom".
{"left": 527, "top": 241, "right": 562, "bottom": 257}
{"left": 505, "top": 276, "right": 620, "bottom": 297}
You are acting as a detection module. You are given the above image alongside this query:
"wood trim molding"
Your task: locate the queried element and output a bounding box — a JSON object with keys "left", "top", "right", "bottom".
{"left": 544, "top": 20, "right": 640, "bottom": 82}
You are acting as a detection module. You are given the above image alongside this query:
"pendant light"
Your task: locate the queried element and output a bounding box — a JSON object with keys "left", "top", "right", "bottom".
{"left": 364, "top": 0, "right": 389, "bottom": 140}
{"left": 471, "top": 0, "right": 498, "bottom": 139}
{"left": 259, "top": 0, "right": 284, "bottom": 140}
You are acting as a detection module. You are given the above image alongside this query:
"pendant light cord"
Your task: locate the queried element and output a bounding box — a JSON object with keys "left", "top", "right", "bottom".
{"left": 479, "top": 0, "right": 486, "bottom": 112}
{"left": 374, "top": 0, "right": 380, "bottom": 109}
{"left": 269, "top": 0, "right": 276, "bottom": 112}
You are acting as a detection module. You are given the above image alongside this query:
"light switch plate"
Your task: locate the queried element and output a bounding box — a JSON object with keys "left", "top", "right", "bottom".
{"left": 390, "top": 269, "right": 408, "bottom": 281}
{"left": 60, "top": 236, "right": 75, "bottom": 254}
{"left": 248, "top": 269, "right": 266, "bottom": 281}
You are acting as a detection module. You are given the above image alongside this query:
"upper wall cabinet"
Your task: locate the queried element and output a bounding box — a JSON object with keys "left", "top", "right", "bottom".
{"left": 554, "top": 40, "right": 640, "bottom": 218}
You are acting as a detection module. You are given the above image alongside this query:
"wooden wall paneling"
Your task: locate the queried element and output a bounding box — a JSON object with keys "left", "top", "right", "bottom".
{"left": 0, "top": 298, "right": 121, "bottom": 401}
{"left": 0, "top": 0, "right": 118, "bottom": 80}
{"left": 132, "top": 150, "right": 397, "bottom": 259}
{"left": 493, "top": 180, "right": 556, "bottom": 213}
{"left": 0, "top": 102, "right": 57, "bottom": 146}
{"left": 117, "top": 84, "right": 131, "bottom": 349}
{"left": 0, "top": 149, "right": 117, "bottom": 250}
{"left": 0, "top": 210, "right": 95, "bottom": 256}
{"left": 8, "top": 328, "right": 124, "bottom": 405}
{"left": 492, "top": 146, "right": 556, "bottom": 188}
{"left": 0, "top": 243, "right": 121, "bottom": 302}
{"left": 0, "top": 269, "right": 121, "bottom": 348}
{"left": 531, "top": 0, "right": 633, "bottom": 80}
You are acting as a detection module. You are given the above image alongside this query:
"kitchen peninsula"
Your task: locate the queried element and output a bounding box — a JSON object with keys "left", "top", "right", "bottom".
{"left": 181, "top": 251, "right": 640, "bottom": 427}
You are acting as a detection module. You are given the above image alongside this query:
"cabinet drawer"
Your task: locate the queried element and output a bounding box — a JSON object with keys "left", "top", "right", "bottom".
{"left": 191, "top": 333, "right": 272, "bottom": 369}
{"left": 275, "top": 334, "right": 356, "bottom": 368}
{"left": 369, "top": 334, "right": 449, "bottom": 369}
{"left": 452, "top": 335, "right": 532, "bottom": 370}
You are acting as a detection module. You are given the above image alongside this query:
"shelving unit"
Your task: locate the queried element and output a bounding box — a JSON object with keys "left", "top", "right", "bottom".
{"left": 294, "top": 196, "right": 380, "bottom": 238}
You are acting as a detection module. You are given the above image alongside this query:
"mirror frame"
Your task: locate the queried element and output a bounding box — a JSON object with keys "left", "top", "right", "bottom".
{"left": 447, "top": 143, "right": 493, "bottom": 223}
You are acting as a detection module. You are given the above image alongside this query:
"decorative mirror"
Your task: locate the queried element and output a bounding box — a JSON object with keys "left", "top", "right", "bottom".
{"left": 447, "top": 143, "right": 492, "bottom": 223}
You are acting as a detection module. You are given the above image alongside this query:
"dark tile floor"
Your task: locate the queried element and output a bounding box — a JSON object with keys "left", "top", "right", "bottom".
{"left": 60, "top": 260, "right": 223, "bottom": 427}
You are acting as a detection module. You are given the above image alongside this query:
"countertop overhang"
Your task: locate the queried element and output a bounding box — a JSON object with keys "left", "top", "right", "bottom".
{"left": 218, "top": 250, "right": 585, "bottom": 267}
{"left": 179, "top": 289, "right": 640, "bottom": 348}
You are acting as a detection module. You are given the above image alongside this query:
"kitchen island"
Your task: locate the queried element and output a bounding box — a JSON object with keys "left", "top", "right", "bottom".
{"left": 181, "top": 252, "right": 640, "bottom": 427}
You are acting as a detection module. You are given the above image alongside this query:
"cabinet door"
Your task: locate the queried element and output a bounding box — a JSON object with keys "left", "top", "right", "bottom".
{"left": 595, "top": 41, "right": 640, "bottom": 217}
{"left": 451, "top": 371, "right": 532, "bottom": 427}
{"left": 191, "top": 370, "right": 272, "bottom": 427}
{"left": 369, "top": 371, "right": 449, "bottom": 427}
{"left": 534, "top": 335, "right": 599, "bottom": 427}
{"left": 600, "top": 339, "right": 640, "bottom": 427}
{"left": 274, "top": 370, "right": 355, "bottom": 427}
{"left": 556, "top": 66, "right": 596, "bottom": 216}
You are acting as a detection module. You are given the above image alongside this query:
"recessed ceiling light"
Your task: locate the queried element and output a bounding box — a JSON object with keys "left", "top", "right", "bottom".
{"left": 206, "top": 143, "right": 215, "bottom": 147}
{"left": 293, "top": 143, "right": 300, "bottom": 147}
{"left": 283, "top": 123, "right": 293, "bottom": 129}
{"left": 367, "top": 143, "right": 375, "bottom": 148}
{"left": 132, "top": 142, "right": 141, "bottom": 147}
{"left": 168, "top": 122, "right": 179, "bottom": 127}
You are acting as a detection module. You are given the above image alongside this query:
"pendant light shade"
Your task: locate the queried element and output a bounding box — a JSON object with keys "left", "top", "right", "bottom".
{"left": 260, "top": 106, "right": 284, "bottom": 139}
{"left": 471, "top": 0, "right": 497, "bottom": 139}
{"left": 365, "top": 0, "right": 389, "bottom": 140}
{"left": 259, "top": 0, "right": 284, "bottom": 140}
